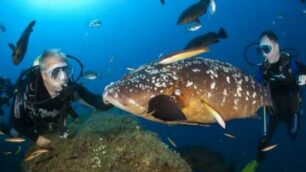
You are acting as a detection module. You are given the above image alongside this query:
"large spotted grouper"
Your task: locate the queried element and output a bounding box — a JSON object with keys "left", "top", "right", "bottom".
{"left": 103, "top": 57, "right": 272, "bottom": 128}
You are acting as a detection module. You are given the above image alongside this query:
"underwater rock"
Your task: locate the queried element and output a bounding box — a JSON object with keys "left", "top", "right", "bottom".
{"left": 22, "top": 112, "right": 191, "bottom": 172}
{"left": 179, "top": 146, "right": 235, "bottom": 172}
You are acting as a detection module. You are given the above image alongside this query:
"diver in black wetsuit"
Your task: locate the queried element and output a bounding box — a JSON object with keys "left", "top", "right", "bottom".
{"left": 0, "top": 77, "right": 14, "bottom": 117}
{"left": 9, "top": 49, "right": 112, "bottom": 147}
{"left": 242, "top": 31, "right": 306, "bottom": 172}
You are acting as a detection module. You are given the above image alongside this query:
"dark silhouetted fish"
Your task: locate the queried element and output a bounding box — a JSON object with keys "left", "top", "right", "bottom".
{"left": 177, "top": 0, "right": 211, "bottom": 25}
{"left": 185, "top": 28, "right": 228, "bottom": 50}
{"left": 103, "top": 56, "right": 271, "bottom": 128}
{"left": 8, "top": 20, "right": 36, "bottom": 65}
{"left": 301, "top": 0, "right": 305, "bottom": 3}
{"left": 179, "top": 146, "right": 235, "bottom": 172}
{"left": 160, "top": 0, "right": 165, "bottom": 5}
{"left": 0, "top": 23, "right": 7, "bottom": 32}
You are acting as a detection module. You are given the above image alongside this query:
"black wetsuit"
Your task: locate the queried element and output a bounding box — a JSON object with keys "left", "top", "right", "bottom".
{"left": 256, "top": 53, "right": 306, "bottom": 161}
{"left": 9, "top": 67, "right": 111, "bottom": 142}
{"left": 0, "top": 77, "right": 14, "bottom": 116}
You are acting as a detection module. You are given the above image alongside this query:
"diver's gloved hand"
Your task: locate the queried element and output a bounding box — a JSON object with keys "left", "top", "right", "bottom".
{"left": 298, "top": 75, "right": 306, "bottom": 86}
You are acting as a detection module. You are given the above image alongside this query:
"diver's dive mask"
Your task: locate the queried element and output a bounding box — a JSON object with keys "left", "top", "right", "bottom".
{"left": 257, "top": 44, "right": 272, "bottom": 54}
{"left": 45, "top": 62, "right": 73, "bottom": 81}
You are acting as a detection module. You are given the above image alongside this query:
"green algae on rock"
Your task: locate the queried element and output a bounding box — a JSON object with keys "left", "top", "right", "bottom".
{"left": 22, "top": 111, "right": 191, "bottom": 172}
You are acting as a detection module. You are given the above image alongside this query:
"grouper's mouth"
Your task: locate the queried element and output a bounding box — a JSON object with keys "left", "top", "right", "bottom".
{"left": 103, "top": 91, "right": 147, "bottom": 115}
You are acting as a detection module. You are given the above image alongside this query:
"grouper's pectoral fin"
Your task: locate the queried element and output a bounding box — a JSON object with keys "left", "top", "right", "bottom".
{"left": 148, "top": 95, "right": 187, "bottom": 121}
{"left": 200, "top": 99, "right": 226, "bottom": 129}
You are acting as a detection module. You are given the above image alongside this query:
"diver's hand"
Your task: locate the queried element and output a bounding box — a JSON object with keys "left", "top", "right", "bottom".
{"left": 298, "top": 75, "right": 306, "bottom": 86}
{"left": 36, "top": 136, "right": 51, "bottom": 147}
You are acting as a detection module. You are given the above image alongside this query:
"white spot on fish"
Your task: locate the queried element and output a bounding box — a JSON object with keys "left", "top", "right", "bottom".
{"left": 172, "top": 75, "right": 179, "bottom": 80}
{"left": 208, "top": 92, "right": 212, "bottom": 97}
{"left": 237, "top": 86, "right": 242, "bottom": 97}
{"left": 223, "top": 89, "right": 228, "bottom": 96}
{"left": 226, "top": 76, "right": 231, "bottom": 84}
{"left": 155, "top": 82, "right": 166, "bottom": 88}
{"left": 186, "top": 81, "right": 193, "bottom": 87}
{"left": 221, "top": 96, "right": 226, "bottom": 105}
{"left": 245, "top": 76, "right": 249, "bottom": 82}
{"left": 234, "top": 99, "right": 238, "bottom": 105}
{"left": 253, "top": 92, "right": 257, "bottom": 98}
{"left": 192, "top": 68, "right": 201, "bottom": 72}
{"left": 174, "top": 89, "right": 181, "bottom": 96}
{"left": 210, "top": 82, "right": 216, "bottom": 89}
{"left": 252, "top": 100, "right": 256, "bottom": 105}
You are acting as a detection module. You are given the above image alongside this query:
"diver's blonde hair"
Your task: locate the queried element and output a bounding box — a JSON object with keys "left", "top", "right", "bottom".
{"left": 39, "top": 49, "right": 67, "bottom": 70}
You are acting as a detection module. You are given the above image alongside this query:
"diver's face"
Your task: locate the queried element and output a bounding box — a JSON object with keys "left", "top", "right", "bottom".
{"left": 259, "top": 36, "right": 280, "bottom": 64}
{"left": 41, "top": 56, "right": 69, "bottom": 93}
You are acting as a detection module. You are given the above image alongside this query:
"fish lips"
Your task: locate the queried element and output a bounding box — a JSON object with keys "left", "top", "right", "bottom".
{"left": 103, "top": 87, "right": 147, "bottom": 115}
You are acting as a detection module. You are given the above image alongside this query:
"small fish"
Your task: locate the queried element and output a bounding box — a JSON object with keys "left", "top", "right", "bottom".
{"left": 160, "top": 0, "right": 165, "bottom": 5}
{"left": 158, "top": 53, "right": 164, "bottom": 58}
{"left": 185, "top": 28, "right": 228, "bottom": 50}
{"left": 15, "top": 146, "right": 22, "bottom": 154}
{"left": 0, "top": 23, "right": 7, "bottom": 32}
{"left": 5, "top": 137, "right": 26, "bottom": 143}
{"left": 8, "top": 20, "right": 36, "bottom": 65}
{"left": 261, "top": 144, "right": 278, "bottom": 152}
{"left": 2, "top": 151, "right": 12, "bottom": 155}
{"left": 167, "top": 137, "right": 177, "bottom": 147}
{"left": 303, "top": 9, "right": 306, "bottom": 14}
{"left": 88, "top": 19, "right": 102, "bottom": 28}
{"left": 301, "top": 0, "right": 305, "bottom": 3}
{"left": 25, "top": 148, "right": 49, "bottom": 161}
{"left": 202, "top": 100, "right": 225, "bottom": 129}
{"left": 187, "top": 22, "right": 202, "bottom": 32}
{"left": 109, "top": 56, "right": 114, "bottom": 63}
{"left": 276, "top": 14, "right": 284, "bottom": 20}
{"left": 177, "top": 0, "right": 211, "bottom": 25}
{"left": 126, "top": 67, "right": 136, "bottom": 72}
{"left": 0, "top": 130, "right": 4, "bottom": 135}
{"left": 224, "top": 133, "right": 236, "bottom": 139}
{"left": 209, "top": 0, "right": 216, "bottom": 15}
{"left": 83, "top": 70, "right": 100, "bottom": 80}
{"left": 272, "top": 20, "right": 276, "bottom": 26}
{"left": 159, "top": 47, "right": 209, "bottom": 65}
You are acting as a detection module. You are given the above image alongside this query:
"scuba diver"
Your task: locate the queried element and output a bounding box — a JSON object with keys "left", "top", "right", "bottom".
{"left": 242, "top": 31, "right": 306, "bottom": 172}
{"left": 0, "top": 77, "right": 14, "bottom": 116}
{"left": 9, "top": 49, "right": 112, "bottom": 147}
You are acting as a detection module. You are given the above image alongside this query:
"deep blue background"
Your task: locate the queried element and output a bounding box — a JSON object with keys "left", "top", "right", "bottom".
{"left": 1, "top": 0, "right": 306, "bottom": 171}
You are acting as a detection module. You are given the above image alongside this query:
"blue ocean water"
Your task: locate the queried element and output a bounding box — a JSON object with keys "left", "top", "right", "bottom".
{"left": 0, "top": 0, "right": 306, "bottom": 171}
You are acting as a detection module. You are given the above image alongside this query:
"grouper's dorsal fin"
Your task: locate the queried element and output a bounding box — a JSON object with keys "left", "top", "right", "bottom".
{"left": 200, "top": 99, "right": 226, "bottom": 129}
{"left": 148, "top": 95, "right": 187, "bottom": 121}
